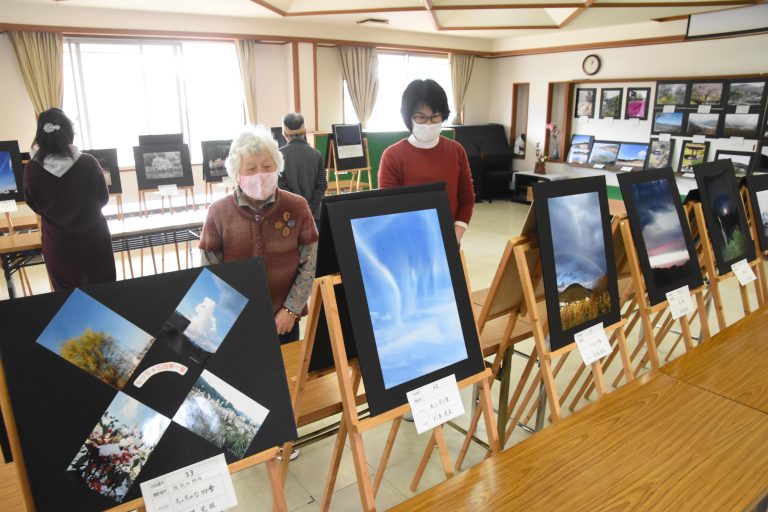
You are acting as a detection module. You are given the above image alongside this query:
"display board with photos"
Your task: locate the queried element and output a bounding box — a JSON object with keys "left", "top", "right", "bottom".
{"left": 692, "top": 160, "right": 756, "bottom": 275}
{"left": 617, "top": 168, "right": 704, "bottom": 305}
{"left": 0, "top": 259, "right": 296, "bottom": 510}
{"left": 201, "top": 140, "right": 232, "bottom": 183}
{"left": 573, "top": 139, "right": 648, "bottom": 171}
{"left": 0, "top": 139, "right": 25, "bottom": 202}
{"left": 533, "top": 176, "right": 621, "bottom": 351}
{"left": 83, "top": 148, "right": 121, "bottom": 195}
{"left": 133, "top": 143, "right": 194, "bottom": 190}
{"left": 319, "top": 183, "right": 484, "bottom": 415}
{"left": 746, "top": 173, "right": 768, "bottom": 252}
{"left": 329, "top": 123, "right": 368, "bottom": 171}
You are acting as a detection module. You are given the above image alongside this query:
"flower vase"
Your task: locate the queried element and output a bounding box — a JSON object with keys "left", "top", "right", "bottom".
{"left": 534, "top": 161, "right": 546, "bottom": 175}
{"left": 551, "top": 136, "right": 560, "bottom": 160}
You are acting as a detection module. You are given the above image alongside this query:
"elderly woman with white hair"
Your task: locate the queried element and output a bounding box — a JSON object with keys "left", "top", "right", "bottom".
{"left": 199, "top": 124, "right": 319, "bottom": 343}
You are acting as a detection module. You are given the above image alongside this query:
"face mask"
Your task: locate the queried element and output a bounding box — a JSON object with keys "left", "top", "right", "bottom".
{"left": 411, "top": 122, "right": 443, "bottom": 144}
{"left": 239, "top": 172, "right": 278, "bottom": 200}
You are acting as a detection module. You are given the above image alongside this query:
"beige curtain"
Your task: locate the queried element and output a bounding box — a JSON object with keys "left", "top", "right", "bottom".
{"left": 339, "top": 46, "right": 379, "bottom": 128}
{"left": 235, "top": 39, "right": 259, "bottom": 124}
{"left": 449, "top": 53, "right": 475, "bottom": 125}
{"left": 8, "top": 31, "right": 63, "bottom": 117}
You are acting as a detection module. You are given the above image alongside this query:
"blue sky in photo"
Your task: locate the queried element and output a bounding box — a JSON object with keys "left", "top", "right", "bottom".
{"left": 351, "top": 209, "right": 467, "bottom": 389}
{"left": 176, "top": 269, "right": 248, "bottom": 353}
{"left": 105, "top": 392, "right": 170, "bottom": 448}
{"left": 571, "top": 135, "right": 592, "bottom": 145}
{"left": 37, "top": 288, "right": 153, "bottom": 357}
{"left": 654, "top": 112, "right": 683, "bottom": 126}
{"left": 632, "top": 179, "right": 690, "bottom": 269}
{"left": 0, "top": 151, "right": 17, "bottom": 194}
{"left": 617, "top": 143, "right": 648, "bottom": 162}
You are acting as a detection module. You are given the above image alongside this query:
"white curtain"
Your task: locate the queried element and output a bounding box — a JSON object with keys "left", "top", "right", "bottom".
{"left": 449, "top": 53, "right": 475, "bottom": 125}
{"left": 8, "top": 31, "right": 63, "bottom": 116}
{"left": 339, "top": 46, "right": 379, "bottom": 128}
{"left": 235, "top": 39, "right": 259, "bottom": 123}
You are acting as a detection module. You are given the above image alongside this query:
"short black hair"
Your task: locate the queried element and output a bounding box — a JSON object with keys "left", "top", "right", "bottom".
{"left": 282, "top": 112, "right": 306, "bottom": 140}
{"left": 400, "top": 79, "right": 450, "bottom": 132}
{"left": 33, "top": 108, "right": 75, "bottom": 163}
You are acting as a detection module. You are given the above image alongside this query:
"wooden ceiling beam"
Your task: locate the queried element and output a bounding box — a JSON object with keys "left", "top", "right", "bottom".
{"left": 424, "top": 0, "right": 442, "bottom": 31}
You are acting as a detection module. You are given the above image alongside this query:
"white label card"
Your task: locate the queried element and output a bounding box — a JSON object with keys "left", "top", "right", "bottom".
{"left": 697, "top": 105, "right": 712, "bottom": 114}
{"left": 730, "top": 136, "right": 744, "bottom": 146}
{"left": 732, "top": 259, "right": 757, "bottom": 286}
{"left": 692, "top": 135, "right": 706, "bottom": 144}
{"left": 157, "top": 184, "right": 179, "bottom": 196}
{"left": 406, "top": 374, "right": 465, "bottom": 435}
{"left": 337, "top": 144, "right": 364, "bottom": 159}
{"left": 592, "top": 163, "right": 605, "bottom": 169}
{"left": 580, "top": 115, "right": 589, "bottom": 122}
{"left": 630, "top": 118, "right": 640, "bottom": 126}
{"left": 663, "top": 105, "right": 676, "bottom": 113}
{"left": 736, "top": 105, "right": 750, "bottom": 114}
{"left": 605, "top": 117, "right": 614, "bottom": 123}
{"left": 0, "top": 200, "right": 18, "bottom": 213}
{"left": 140, "top": 454, "right": 237, "bottom": 512}
{"left": 620, "top": 166, "right": 634, "bottom": 172}
{"left": 659, "top": 133, "right": 671, "bottom": 142}
{"left": 666, "top": 285, "right": 695, "bottom": 320}
{"left": 574, "top": 322, "right": 612, "bottom": 366}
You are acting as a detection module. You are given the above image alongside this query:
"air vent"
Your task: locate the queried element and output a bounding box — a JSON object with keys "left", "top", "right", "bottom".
{"left": 356, "top": 18, "right": 389, "bottom": 25}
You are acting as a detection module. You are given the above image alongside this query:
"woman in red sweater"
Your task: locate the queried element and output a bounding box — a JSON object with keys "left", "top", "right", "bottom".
{"left": 378, "top": 79, "right": 475, "bottom": 243}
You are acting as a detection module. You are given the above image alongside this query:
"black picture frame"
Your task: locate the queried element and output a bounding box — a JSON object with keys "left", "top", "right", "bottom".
{"left": 322, "top": 183, "right": 484, "bottom": 415}
{"left": 726, "top": 79, "right": 767, "bottom": 107}
{"left": 652, "top": 110, "right": 686, "bottom": 135}
{"left": 83, "top": 148, "right": 121, "bottom": 195}
{"left": 331, "top": 123, "right": 368, "bottom": 171}
{"left": 133, "top": 143, "right": 194, "bottom": 190}
{"left": 574, "top": 88, "right": 597, "bottom": 118}
{"left": 599, "top": 88, "right": 623, "bottom": 119}
{"left": 201, "top": 140, "right": 232, "bottom": 183}
{"left": 714, "top": 149, "right": 755, "bottom": 177}
{"left": 723, "top": 113, "right": 761, "bottom": 139}
{"left": 138, "top": 133, "right": 183, "bottom": 146}
{"left": 533, "top": 176, "right": 621, "bottom": 352}
{"left": 0, "top": 139, "right": 24, "bottom": 202}
{"left": 617, "top": 168, "right": 704, "bottom": 306}
{"left": 645, "top": 139, "right": 676, "bottom": 170}
{"left": 678, "top": 140, "right": 710, "bottom": 174}
{"left": 625, "top": 87, "right": 651, "bottom": 120}
{"left": 616, "top": 142, "right": 649, "bottom": 170}
{"left": 686, "top": 113, "right": 721, "bottom": 138}
{"left": 588, "top": 140, "right": 621, "bottom": 166}
{"left": 566, "top": 134, "right": 594, "bottom": 164}
{"left": 655, "top": 82, "right": 689, "bottom": 106}
{"left": 746, "top": 173, "right": 768, "bottom": 252}
{"left": 689, "top": 81, "right": 725, "bottom": 106}
{"left": 693, "top": 159, "right": 756, "bottom": 275}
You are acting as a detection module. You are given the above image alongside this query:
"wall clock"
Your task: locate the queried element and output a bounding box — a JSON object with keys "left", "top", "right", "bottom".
{"left": 582, "top": 54, "right": 601, "bottom": 76}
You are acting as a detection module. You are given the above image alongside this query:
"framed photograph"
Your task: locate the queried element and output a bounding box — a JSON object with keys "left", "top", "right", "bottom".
{"left": 599, "top": 88, "right": 623, "bottom": 119}
{"left": 693, "top": 160, "right": 756, "bottom": 275}
{"left": 270, "top": 127, "right": 287, "bottom": 148}
{"left": 616, "top": 143, "right": 649, "bottom": 170}
{"left": 138, "top": 133, "right": 183, "bottom": 146}
{"left": 690, "top": 82, "right": 725, "bottom": 106}
{"left": 625, "top": 87, "right": 651, "bottom": 120}
{"left": 655, "top": 82, "right": 689, "bottom": 106}
{"left": 133, "top": 143, "right": 194, "bottom": 190}
{"left": 686, "top": 113, "right": 721, "bottom": 137}
{"left": 588, "top": 141, "right": 620, "bottom": 166}
{"left": 0, "top": 139, "right": 24, "bottom": 202}
{"left": 331, "top": 123, "right": 368, "bottom": 171}
{"left": 533, "top": 176, "right": 621, "bottom": 351}
{"left": 746, "top": 173, "right": 768, "bottom": 252}
{"left": 723, "top": 113, "right": 761, "bottom": 138}
{"left": 84, "top": 148, "right": 121, "bottom": 195}
{"left": 566, "top": 134, "right": 594, "bottom": 164}
{"left": 714, "top": 150, "right": 755, "bottom": 177}
{"left": 574, "top": 88, "right": 597, "bottom": 118}
{"left": 678, "top": 140, "right": 710, "bottom": 174}
{"left": 617, "top": 168, "right": 704, "bottom": 306}
{"left": 322, "top": 183, "right": 484, "bottom": 415}
{"left": 652, "top": 111, "right": 686, "bottom": 135}
{"left": 727, "top": 80, "right": 767, "bottom": 106}
{"left": 201, "top": 140, "right": 232, "bottom": 183}
{"left": 645, "top": 139, "right": 676, "bottom": 170}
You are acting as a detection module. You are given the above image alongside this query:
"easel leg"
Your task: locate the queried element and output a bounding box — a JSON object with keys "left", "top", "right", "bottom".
{"left": 266, "top": 457, "right": 288, "bottom": 512}
{"left": 590, "top": 361, "right": 607, "bottom": 398}
{"left": 616, "top": 328, "right": 635, "bottom": 382}
{"left": 478, "top": 376, "right": 500, "bottom": 455}
{"left": 696, "top": 290, "right": 711, "bottom": 342}
{"left": 410, "top": 431, "right": 436, "bottom": 492}
{"left": 320, "top": 420, "right": 348, "bottom": 511}
{"left": 680, "top": 315, "right": 694, "bottom": 352}
{"left": 373, "top": 417, "right": 402, "bottom": 496}
{"left": 433, "top": 425, "right": 454, "bottom": 479}
{"left": 347, "top": 429, "right": 376, "bottom": 512}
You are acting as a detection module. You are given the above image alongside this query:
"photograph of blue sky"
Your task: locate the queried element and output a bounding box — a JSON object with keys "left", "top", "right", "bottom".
{"left": 351, "top": 209, "right": 467, "bottom": 389}
{"left": 175, "top": 269, "right": 248, "bottom": 353}
{"left": 0, "top": 151, "right": 17, "bottom": 195}
{"left": 653, "top": 112, "right": 684, "bottom": 133}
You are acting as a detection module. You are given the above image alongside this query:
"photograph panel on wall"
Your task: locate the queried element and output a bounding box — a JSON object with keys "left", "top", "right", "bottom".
{"left": 133, "top": 143, "right": 194, "bottom": 190}
{"left": 616, "top": 142, "right": 649, "bottom": 170}
{"left": 533, "top": 176, "right": 621, "bottom": 351}
{"left": 655, "top": 82, "right": 689, "bottom": 106}
{"left": 322, "top": 183, "right": 484, "bottom": 415}
{"left": 201, "top": 140, "right": 232, "bottom": 183}
{"left": 625, "top": 87, "right": 651, "bottom": 120}
{"left": 84, "top": 148, "right": 121, "bottom": 195}
{"left": 723, "top": 113, "right": 761, "bottom": 139}
{"left": 588, "top": 140, "right": 620, "bottom": 166}
{"left": 644, "top": 139, "right": 676, "bottom": 170}
{"left": 0, "top": 139, "right": 24, "bottom": 202}
{"left": 678, "top": 140, "right": 710, "bottom": 174}
{"left": 652, "top": 111, "right": 685, "bottom": 135}
{"left": 686, "top": 113, "right": 721, "bottom": 137}
{"left": 617, "top": 168, "right": 703, "bottom": 305}
{"left": 574, "top": 88, "right": 597, "bottom": 118}
{"left": 726, "top": 80, "right": 767, "bottom": 106}
{"left": 714, "top": 150, "right": 755, "bottom": 177}
{"left": 566, "top": 134, "right": 594, "bottom": 164}
{"left": 690, "top": 82, "right": 725, "bottom": 106}
{"left": 599, "top": 88, "right": 623, "bottom": 119}
{"left": 746, "top": 173, "right": 768, "bottom": 252}
{"left": 693, "top": 160, "right": 756, "bottom": 275}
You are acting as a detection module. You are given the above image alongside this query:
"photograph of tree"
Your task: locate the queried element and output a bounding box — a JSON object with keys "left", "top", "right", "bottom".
{"left": 142, "top": 151, "right": 184, "bottom": 180}
{"left": 566, "top": 134, "right": 593, "bottom": 164}
{"left": 687, "top": 113, "right": 720, "bottom": 136}
{"left": 625, "top": 87, "right": 650, "bottom": 119}
{"left": 173, "top": 370, "right": 268, "bottom": 458}
{"left": 727, "top": 81, "right": 766, "bottom": 105}
{"left": 600, "top": 88, "right": 623, "bottom": 119}
{"left": 67, "top": 392, "right": 170, "bottom": 502}
{"left": 155, "top": 268, "right": 248, "bottom": 365}
{"left": 588, "top": 141, "right": 620, "bottom": 165}
{"left": 616, "top": 143, "right": 648, "bottom": 170}
{"left": 678, "top": 141, "right": 709, "bottom": 174}
{"left": 645, "top": 139, "right": 675, "bottom": 170}
{"left": 36, "top": 289, "right": 154, "bottom": 389}
{"left": 350, "top": 208, "right": 467, "bottom": 389}
{"left": 656, "top": 83, "right": 688, "bottom": 105}
{"left": 690, "top": 82, "right": 724, "bottom": 105}
{"left": 574, "top": 88, "right": 596, "bottom": 117}
{"left": 652, "top": 111, "right": 685, "bottom": 134}
{"left": 723, "top": 113, "right": 760, "bottom": 138}
{"left": 0, "top": 150, "right": 17, "bottom": 195}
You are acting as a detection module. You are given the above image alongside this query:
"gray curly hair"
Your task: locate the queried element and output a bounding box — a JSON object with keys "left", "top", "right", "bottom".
{"left": 225, "top": 124, "right": 284, "bottom": 179}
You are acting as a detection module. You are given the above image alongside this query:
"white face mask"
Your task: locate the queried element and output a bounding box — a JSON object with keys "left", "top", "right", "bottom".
{"left": 238, "top": 171, "right": 278, "bottom": 200}
{"left": 411, "top": 122, "right": 443, "bottom": 144}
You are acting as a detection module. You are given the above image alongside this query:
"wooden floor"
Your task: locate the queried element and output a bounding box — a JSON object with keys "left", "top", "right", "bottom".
{"left": 0, "top": 460, "right": 27, "bottom": 511}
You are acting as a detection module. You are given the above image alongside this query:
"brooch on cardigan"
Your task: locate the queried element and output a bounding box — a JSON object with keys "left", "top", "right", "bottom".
{"left": 273, "top": 211, "right": 296, "bottom": 237}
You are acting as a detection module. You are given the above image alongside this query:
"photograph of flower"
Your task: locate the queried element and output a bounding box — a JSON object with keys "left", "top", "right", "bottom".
{"left": 143, "top": 151, "right": 183, "bottom": 180}
{"left": 616, "top": 143, "right": 648, "bottom": 170}
{"left": 155, "top": 268, "right": 248, "bottom": 365}
{"left": 656, "top": 83, "right": 688, "bottom": 105}
{"left": 36, "top": 289, "right": 154, "bottom": 389}
{"left": 201, "top": 140, "right": 231, "bottom": 182}
{"left": 625, "top": 87, "right": 651, "bottom": 120}
{"left": 652, "top": 111, "right": 685, "bottom": 134}
{"left": 173, "top": 369, "right": 268, "bottom": 458}
{"left": 723, "top": 113, "right": 760, "bottom": 138}
{"left": 566, "top": 134, "right": 594, "bottom": 164}
{"left": 687, "top": 113, "right": 720, "bottom": 137}
{"left": 644, "top": 139, "right": 675, "bottom": 170}
{"left": 67, "top": 392, "right": 171, "bottom": 502}
{"left": 715, "top": 150, "right": 754, "bottom": 177}
{"left": 574, "top": 88, "right": 596, "bottom": 118}
{"left": 0, "top": 150, "right": 17, "bottom": 195}
{"left": 600, "top": 88, "right": 623, "bottom": 119}
{"left": 727, "top": 81, "right": 766, "bottom": 106}
{"left": 588, "top": 141, "right": 620, "bottom": 165}
{"left": 678, "top": 141, "right": 709, "bottom": 174}
{"left": 690, "top": 82, "right": 724, "bottom": 105}
{"left": 350, "top": 208, "right": 467, "bottom": 389}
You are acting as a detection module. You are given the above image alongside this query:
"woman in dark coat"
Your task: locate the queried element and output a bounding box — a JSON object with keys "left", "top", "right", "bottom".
{"left": 23, "top": 108, "right": 116, "bottom": 291}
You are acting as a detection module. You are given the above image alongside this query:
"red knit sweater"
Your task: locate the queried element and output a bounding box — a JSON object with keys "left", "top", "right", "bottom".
{"left": 377, "top": 137, "right": 475, "bottom": 224}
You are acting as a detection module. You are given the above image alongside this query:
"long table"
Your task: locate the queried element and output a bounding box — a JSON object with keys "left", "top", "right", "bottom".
{"left": 391, "top": 306, "right": 768, "bottom": 512}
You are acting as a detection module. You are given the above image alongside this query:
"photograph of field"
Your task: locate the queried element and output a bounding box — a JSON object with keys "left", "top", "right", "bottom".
{"left": 142, "top": 151, "right": 184, "bottom": 180}
{"left": 656, "top": 83, "right": 687, "bottom": 105}
{"left": 173, "top": 370, "right": 268, "bottom": 458}
{"left": 588, "top": 142, "right": 620, "bottom": 165}
{"left": 600, "top": 89, "right": 623, "bottom": 119}
{"left": 687, "top": 113, "right": 720, "bottom": 136}
{"left": 548, "top": 192, "right": 612, "bottom": 331}
{"left": 728, "top": 81, "right": 766, "bottom": 105}
{"left": 703, "top": 171, "right": 750, "bottom": 262}
{"left": 715, "top": 151, "right": 753, "bottom": 177}
{"left": 567, "top": 135, "right": 593, "bottom": 164}
{"left": 616, "top": 143, "right": 648, "bottom": 169}
{"left": 67, "top": 392, "right": 170, "bottom": 502}
{"left": 36, "top": 289, "right": 154, "bottom": 389}
{"left": 645, "top": 140, "right": 674, "bottom": 169}
{"left": 575, "top": 88, "right": 596, "bottom": 117}
{"left": 756, "top": 190, "right": 768, "bottom": 237}
{"left": 350, "top": 208, "right": 467, "bottom": 389}
{"left": 653, "top": 111, "right": 684, "bottom": 134}
{"left": 625, "top": 87, "right": 650, "bottom": 119}
{"left": 679, "top": 142, "right": 708, "bottom": 174}
{"left": 0, "top": 151, "right": 17, "bottom": 195}
{"left": 690, "top": 83, "right": 724, "bottom": 105}
{"left": 723, "top": 113, "right": 760, "bottom": 138}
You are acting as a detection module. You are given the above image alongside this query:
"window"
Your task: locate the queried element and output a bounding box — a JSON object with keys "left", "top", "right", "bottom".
{"left": 63, "top": 38, "right": 245, "bottom": 167}
{"left": 343, "top": 53, "right": 454, "bottom": 131}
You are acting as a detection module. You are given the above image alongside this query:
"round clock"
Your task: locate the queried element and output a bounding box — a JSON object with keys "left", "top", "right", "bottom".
{"left": 582, "top": 54, "right": 601, "bottom": 76}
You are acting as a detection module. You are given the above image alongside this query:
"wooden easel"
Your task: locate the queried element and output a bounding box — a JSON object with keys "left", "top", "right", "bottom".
{"left": 284, "top": 274, "right": 499, "bottom": 512}
{"left": 741, "top": 186, "right": 768, "bottom": 304}
{"left": 140, "top": 186, "right": 197, "bottom": 217}
{"left": 110, "top": 193, "right": 124, "bottom": 221}
{"left": 205, "top": 180, "right": 234, "bottom": 206}
{"left": 327, "top": 139, "right": 373, "bottom": 194}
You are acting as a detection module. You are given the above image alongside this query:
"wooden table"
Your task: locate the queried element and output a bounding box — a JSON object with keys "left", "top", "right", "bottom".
{"left": 0, "top": 232, "right": 43, "bottom": 299}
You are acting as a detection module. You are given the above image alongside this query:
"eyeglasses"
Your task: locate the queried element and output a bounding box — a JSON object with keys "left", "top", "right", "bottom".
{"left": 411, "top": 113, "right": 443, "bottom": 124}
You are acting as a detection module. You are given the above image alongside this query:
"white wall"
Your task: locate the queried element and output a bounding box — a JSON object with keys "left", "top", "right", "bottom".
{"left": 0, "top": 35, "right": 37, "bottom": 150}
{"left": 316, "top": 46, "right": 344, "bottom": 132}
